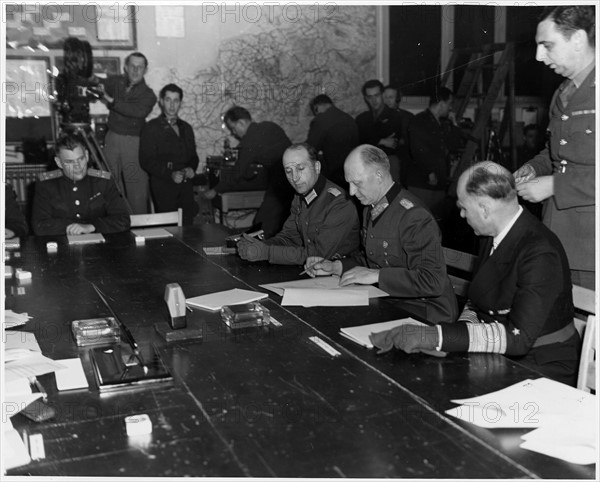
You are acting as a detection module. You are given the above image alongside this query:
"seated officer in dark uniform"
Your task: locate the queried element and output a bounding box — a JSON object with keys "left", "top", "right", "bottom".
{"left": 305, "top": 145, "right": 458, "bottom": 324}
{"left": 371, "top": 162, "right": 579, "bottom": 386}
{"left": 32, "top": 132, "right": 130, "bottom": 236}
{"left": 237, "top": 143, "right": 360, "bottom": 265}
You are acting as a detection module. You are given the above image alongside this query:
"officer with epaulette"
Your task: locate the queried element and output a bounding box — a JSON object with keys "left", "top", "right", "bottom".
{"left": 32, "top": 132, "right": 131, "bottom": 236}
{"left": 237, "top": 143, "right": 360, "bottom": 265}
{"left": 304, "top": 145, "right": 458, "bottom": 324}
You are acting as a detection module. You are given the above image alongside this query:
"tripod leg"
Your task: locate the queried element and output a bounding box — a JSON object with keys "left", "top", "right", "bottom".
{"left": 79, "top": 127, "right": 133, "bottom": 214}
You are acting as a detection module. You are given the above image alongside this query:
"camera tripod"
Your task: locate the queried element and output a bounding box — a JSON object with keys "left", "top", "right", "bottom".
{"left": 61, "top": 122, "right": 133, "bottom": 214}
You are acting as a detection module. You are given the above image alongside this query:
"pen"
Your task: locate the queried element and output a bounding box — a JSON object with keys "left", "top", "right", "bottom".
{"left": 299, "top": 263, "right": 317, "bottom": 276}
{"left": 186, "top": 305, "right": 193, "bottom": 312}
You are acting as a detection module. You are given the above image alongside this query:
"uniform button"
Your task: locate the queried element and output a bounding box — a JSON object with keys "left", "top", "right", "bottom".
{"left": 559, "top": 139, "right": 567, "bottom": 145}
{"left": 370, "top": 234, "right": 374, "bottom": 239}
{"left": 73, "top": 186, "right": 78, "bottom": 192}
{"left": 307, "top": 239, "right": 311, "bottom": 243}
{"left": 76, "top": 213, "right": 81, "bottom": 218}
{"left": 384, "top": 252, "right": 387, "bottom": 256}
{"left": 488, "top": 310, "right": 494, "bottom": 315}
{"left": 369, "top": 251, "right": 373, "bottom": 255}
{"left": 561, "top": 114, "right": 569, "bottom": 121}
{"left": 75, "top": 200, "right": 80, "bottom": 205}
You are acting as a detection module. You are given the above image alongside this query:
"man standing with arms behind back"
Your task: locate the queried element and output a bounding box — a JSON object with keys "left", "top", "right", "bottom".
{"left": 100, "top": 52, "right": 157, "bottom": 214}
{"left": 514, "top": 6, "right": 595, "bottom": 289}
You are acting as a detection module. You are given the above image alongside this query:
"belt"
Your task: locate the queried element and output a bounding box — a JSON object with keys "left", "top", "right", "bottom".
{"left": 532, "top": 321, "right": 577, "bottom": 348}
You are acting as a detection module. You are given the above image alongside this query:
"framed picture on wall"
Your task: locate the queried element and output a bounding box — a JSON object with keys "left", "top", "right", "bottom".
{"left": 5, "top": 4, "right": 137, "bottom": 50}
{"left": 5, "top": 55, "right": 55, "bottom": 144}
{"left": 54, "top": 56, "right": 121, "bottom": 79}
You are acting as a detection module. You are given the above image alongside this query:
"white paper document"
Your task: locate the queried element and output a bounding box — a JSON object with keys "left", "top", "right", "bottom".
{"left": 445, "top": 377, "right": 598, "bottom": 464}
{"left": 5, "top": 352, "right": 67, "bottom": 383}
{"left": 282, "top": 287, "right": 368, "bottom": 307}
{"left": 131, "top": 228, "right": 173, "bottom": 239}
{"left": 340, "top": 317, "right": 425, "bottom": 348}
{"left": 186, "top": 288, "right": 268, "bottom": 311}
{"left": 67, "top": 233, "right": 105, "bottom": 245}
{"left": 2, "top": 418, "right": 31, "bottom": 470}
{"left": 260, "top": 275, "right": 389, "bottom": 299}
{"left": 3, "top": 378, "right": 43, "bottom": 418}
{"left": 55, "top": 358, "right": 89, "bottom": 391}
{"left": 3, "top": 310, "right": 32, "bottom": 329}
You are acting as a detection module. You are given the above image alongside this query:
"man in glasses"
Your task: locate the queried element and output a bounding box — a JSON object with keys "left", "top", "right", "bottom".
{"left": 32, "top": 132, "right": 130, "bottom": 236}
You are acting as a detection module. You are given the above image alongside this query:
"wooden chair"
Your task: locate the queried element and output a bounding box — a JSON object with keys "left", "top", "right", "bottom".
{"left": 573, "top": 284, "right": 596, "bottom": 392}
{"left": 130, "top": 208, "right": 183, "bottom": 228}
{"left": 443, "top": 247, "right": 477, "bottom": 298}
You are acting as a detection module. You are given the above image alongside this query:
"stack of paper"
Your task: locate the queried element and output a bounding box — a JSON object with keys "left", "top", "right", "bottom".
{"left": 186, "top": 288, "right": 268, "bottom": 311}
{"left": 446, "top": 377, "right": 597, "bottom": 465}
{"left": 131, "top": 228, "right": 173, "bottom": 239}
{"left": 67, "top": 233, "right": 105, "bottom": 245}
{"left": 3, "top": 310, "right": 32, "bottom": 329}
{"left": 260, "top": 276, "right": 388, "bottom": 307}
{"left": 2, "top": 418, "right": 31, "bottom": 471}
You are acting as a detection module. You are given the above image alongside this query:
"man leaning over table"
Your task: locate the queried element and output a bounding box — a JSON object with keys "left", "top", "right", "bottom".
{"left": 304, "top": 145, "right": 458, "bottom": 324}
{"left": 238, "top": 143, "right": 360, "bottom": 265}
{"left": 370, "top": 162, "right": 578, "bottom": 386}
{"left": 32, "top": 132, "right": 131, "bottom": 236}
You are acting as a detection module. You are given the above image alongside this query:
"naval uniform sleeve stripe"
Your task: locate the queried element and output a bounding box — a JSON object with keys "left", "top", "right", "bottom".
{"left": 467, "top": 322, "right": 507, "bottom": 353}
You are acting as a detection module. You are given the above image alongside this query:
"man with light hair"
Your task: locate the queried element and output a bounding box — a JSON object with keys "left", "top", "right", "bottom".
{"left": 305, "top": 144, "right": 457, "bottom": 324}
{"left": 371, "top": 162, "right": 579, "bottom": 386}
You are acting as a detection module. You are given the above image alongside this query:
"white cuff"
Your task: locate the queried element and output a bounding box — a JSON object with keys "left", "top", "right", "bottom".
{"left": 436, "top": 324, "right": 443, "bottom": 351}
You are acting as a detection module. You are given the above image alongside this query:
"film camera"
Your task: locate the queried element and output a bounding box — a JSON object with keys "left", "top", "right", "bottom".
{"left": 54, "top": 37, "right": 105, "bottom": 125}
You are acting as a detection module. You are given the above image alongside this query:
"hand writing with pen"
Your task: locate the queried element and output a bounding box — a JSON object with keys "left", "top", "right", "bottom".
{"left": 303, "top": 256, "right": 379, "bottom": 286}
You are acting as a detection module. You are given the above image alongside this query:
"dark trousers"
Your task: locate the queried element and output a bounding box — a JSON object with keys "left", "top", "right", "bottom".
{"left": 150, "top": 178, "right": 198, "bottom": 225}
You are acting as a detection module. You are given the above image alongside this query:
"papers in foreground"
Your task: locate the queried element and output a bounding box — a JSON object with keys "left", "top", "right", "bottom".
{"left": 446, "top": 377, "right": 597, "bottom": 465}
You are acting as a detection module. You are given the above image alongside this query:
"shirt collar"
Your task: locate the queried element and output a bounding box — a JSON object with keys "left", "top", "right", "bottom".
{"left": 572, "top": 60, "right": 595, "bottom": 88}
{"left": 302, "top": 174, "right": 326, "bottom": 206}
{"left": 493, "top": 205, "right": 523, "bottom": 250}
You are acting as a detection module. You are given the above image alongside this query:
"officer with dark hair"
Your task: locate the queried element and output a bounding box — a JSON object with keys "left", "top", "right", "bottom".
{"left": 140, "top": 83, "right": 199, "bottom": 225}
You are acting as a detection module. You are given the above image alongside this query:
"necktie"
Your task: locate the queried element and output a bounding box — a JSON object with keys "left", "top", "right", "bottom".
{"left": 168, "top": 118, "right": 180, "bottom": 136}
{"left": 559, "top": 81, "right": 576, "bottom": 107}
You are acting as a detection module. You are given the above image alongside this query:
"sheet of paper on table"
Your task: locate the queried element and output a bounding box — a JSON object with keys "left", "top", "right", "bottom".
{"left": 260, "top": 275, "right": 389, "bottom": 299}
{"left": 2, "top": 417, "right": 31, "bottom": 470}
{"left": 281, "top": 287, "right": 369, "bottom": 307}
{"left": 445, "top": 377, "right": 597, "bottom": 465}
{"left": 3, "top": 310, "right": 32, "bottom": 329}
{"left": 186, "top": 288, "right": 268, "bottom": 311}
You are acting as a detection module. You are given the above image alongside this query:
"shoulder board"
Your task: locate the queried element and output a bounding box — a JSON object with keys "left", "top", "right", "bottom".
{"left": 87, "top": 168, "right": 111, "bottom": 179}
{"left": 327, "top": 187, "right": 341, "bottom": 197}
{"left": 38, "top": 170, "right": 63, "bottom": 181}
{"left": 399, "top": 198, "right": 414, "bottom": 210}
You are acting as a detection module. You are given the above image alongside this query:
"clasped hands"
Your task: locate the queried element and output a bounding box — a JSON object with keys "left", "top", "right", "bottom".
{"left": 66, "top": 223, "right": 95, "bottom": 235}
{"left": 513, "top": 164, "right": 554, "bottom": 203}
{"left": 303, "top": 256, "right": 379, "bottom": 285}
{"left": 172, "top": 167, "right": 195, "bottom": 184}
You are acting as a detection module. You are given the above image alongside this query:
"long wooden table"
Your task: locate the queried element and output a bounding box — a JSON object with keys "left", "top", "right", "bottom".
{"left": 3, "top": 226, "right": 596, "bottom": 478}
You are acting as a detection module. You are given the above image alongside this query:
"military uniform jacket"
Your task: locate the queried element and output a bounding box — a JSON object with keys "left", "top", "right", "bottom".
{"left": 341, "top": 184, "right": 458, "bottom": 324}
{"left": 140, "top": 115, "right": 200, "bottom": 181}
{"left": 265, "top": 176, "right": 360, "bottom": 265}
{"left": 526, "top": 67, "right": 595, "bottom": 271}
{"left": 32, "top": 170, "right": 130, "bottom": 236}
{"left": 441, "top": 210, "right": 575, "bottom": 363}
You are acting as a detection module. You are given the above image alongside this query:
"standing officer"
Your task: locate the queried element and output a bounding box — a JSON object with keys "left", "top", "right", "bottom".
{"left": 32, "top": 132, "right": 130, "bottom": 236}
{"left": 140, "top": 83, "right": 199, "bottom": 225}
{"left": 514, "top": 6, "right": 595, "bottom": 290}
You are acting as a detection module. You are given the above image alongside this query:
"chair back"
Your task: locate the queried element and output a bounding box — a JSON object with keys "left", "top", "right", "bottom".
{"left": 130, "top": 208, "right": 183, "bottom": 227}
{"left": 443, "top": 247, "right": 477, "bottom": 298}
{"left": 574, "top": 284, "right": 596, "bottom": 392}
